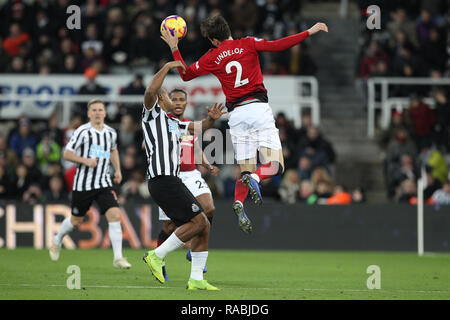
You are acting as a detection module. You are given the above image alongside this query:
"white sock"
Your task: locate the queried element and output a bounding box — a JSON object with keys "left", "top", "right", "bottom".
{"left": 190, "top": 251, "right": 208, "bottom": 281}
{"left": 154, "top": 233, "right": 184, "bottom": 259}
{"left": 54, "top": 217, "right": 74, "bottom": 245}
{"left": 109, "top": 221, "right": 123, "bottom": 260}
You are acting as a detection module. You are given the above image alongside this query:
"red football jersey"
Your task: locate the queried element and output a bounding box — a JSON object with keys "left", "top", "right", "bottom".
{"left": 168, "top": 114, "right": 197, "bottom": 172}
{"left": 172, "top": 31, "right": 309, "bottom": 110}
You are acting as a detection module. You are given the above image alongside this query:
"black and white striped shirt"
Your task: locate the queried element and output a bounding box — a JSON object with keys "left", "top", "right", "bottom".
{"left": 142, "top": 100, "right": 190, "bottom": 179}
{"left": 66, "top": 123, "right": 118, "bottom": 191}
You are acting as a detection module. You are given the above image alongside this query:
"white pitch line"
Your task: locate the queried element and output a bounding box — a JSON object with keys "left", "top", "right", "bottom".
{"left": 1, "top": 283, "right": 450, "bottom": 295}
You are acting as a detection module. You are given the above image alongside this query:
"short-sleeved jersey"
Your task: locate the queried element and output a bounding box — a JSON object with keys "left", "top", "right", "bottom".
{"left": 172, "top": 31, "right": 310, "bottom": 111}
{"left": 65, "top": 122, "right": 117, "bottom": 191}
{"left": 168, "top": 114, "right": 197, "bottom": 172}
{"left": 175, "top": 37, "right": 268, "bottom": 110}
{"left": 141, "top": 100, "right": 191, "bottom": 179}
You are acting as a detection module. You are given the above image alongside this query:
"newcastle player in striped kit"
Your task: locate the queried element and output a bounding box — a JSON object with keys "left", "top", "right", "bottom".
{"left": 49, "top": 99, "right": 131, "bottom": 269}
{"left": 142, "top": 60, "right": 226, "bottom": 290}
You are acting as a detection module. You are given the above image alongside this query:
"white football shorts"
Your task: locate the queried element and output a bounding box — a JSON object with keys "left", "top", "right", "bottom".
{"left": 228, "top": 102, "right": 282, "bottom": 161}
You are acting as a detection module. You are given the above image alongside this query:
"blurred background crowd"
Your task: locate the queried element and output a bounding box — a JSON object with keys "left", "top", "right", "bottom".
{"left": 0, "top": 0, "right": 449, "bottom": 205}
{"left": 356, "top": 0, "right": 450, "bottom": 205}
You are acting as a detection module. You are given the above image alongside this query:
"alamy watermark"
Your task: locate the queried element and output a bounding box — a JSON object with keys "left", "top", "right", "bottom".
{"left": 66, "top": 5, "right": 81, "bottom": 30}
{"left": 366, "top": 265, "right": 381, "bottom": 289}
{"left": 366, "top": 5, "right": 381, "bottom": 30}
{"left": 66, "top": 265, "right": 81, "bottom": 290}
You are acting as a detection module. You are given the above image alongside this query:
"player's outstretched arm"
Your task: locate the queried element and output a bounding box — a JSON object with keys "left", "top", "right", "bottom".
{"left": 254, "top": 22, "right": 328, "bottom": 52}
{"left": 307, "top": 22, "right": 328, "bottom": 35}
{"left": 187, "top": 103, "right": 226, "bottom": 135}
{"left": 161, "top": 27, "right": 209, "bottom": 81}
{"left": 144, "top": 60, "right": 186, "bottom": 110}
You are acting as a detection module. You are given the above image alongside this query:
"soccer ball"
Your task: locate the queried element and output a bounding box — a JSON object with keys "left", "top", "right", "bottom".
{"left": 160, "top": 15, "right": 187, "bottom": 39}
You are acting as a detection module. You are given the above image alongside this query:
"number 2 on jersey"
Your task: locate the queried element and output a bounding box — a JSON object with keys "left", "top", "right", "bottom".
{"left": 225, "top": 61, "right": 249, "bottom": 88}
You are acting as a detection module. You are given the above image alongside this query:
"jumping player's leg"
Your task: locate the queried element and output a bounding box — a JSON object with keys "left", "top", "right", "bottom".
{"left": 251, "top": 147, "right": 285, "bottom": 182}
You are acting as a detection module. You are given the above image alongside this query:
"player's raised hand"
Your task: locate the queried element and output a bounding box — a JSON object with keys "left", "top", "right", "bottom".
{"left": 167, "top": 60, "right": 186, "bottom": 74}
{"left": 160, "top": 27, "right": 179, "bottom": 50}
{"left": 308, "top": 22, "right": 328, "bottom": 35}
{"left": 206, "top": 102, "right": 226, "bottom": 120}
{"left": 84, "top": 158, "right": 98, "bottom": 168}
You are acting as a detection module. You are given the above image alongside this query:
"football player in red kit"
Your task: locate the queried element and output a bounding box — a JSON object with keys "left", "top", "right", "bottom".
{"left": 161, "top": 14, "right": 328, "bottom": 233}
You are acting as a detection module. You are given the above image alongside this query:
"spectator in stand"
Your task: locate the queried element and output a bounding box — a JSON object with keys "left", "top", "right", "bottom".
{"left": 43, "top": 112, "right": 64, "bottom": 147}
{"left": 420, "top": 28, "right": 446, "bottom": 73}
{"left": 326, "top": 185, "right": 352, "bottom": 205}
{"left": 36, "top": 132, "right": 61, "bottom": 174}
{"left": 44, "top": 175, "right": 69, "bottom": 202}
{"left": 298, "top": 180, "right": 315, "bottom": 204}
{"left": 121, "top": 152, "right": 138, "bottom": 183}
{"left": 396, "top": 178, "right": 417, "bottom": 203}
{"left": 284, "top": 43, "right": 317, "bottom": 76}
{"left": 387, "top": 8, "right": 418, "bottom": 49}
{"left": 119, "top": 174, "right": 148, "bottom": 204}
{"left": 297, "top": 126, "right": 336, "bottom": 172}
{"left": 351, "top": 187, "right": 366, "bottom": 203}
{"left": 8, "top": 117, "right": 37, "bottom": 158}
{"left": 0, "top": 164, "right": 9, "bottom": 199}
{"left": 75, "top": 68, "right": 107, "bottom": 120}
{"left": 120, "top": 74, "right": 146, "bottom": 117}
{"left": 431, "top": 180, "right": 450, "bottom": 205}
{"left": 10, "top": 163, "right": 30, "bottom": 200}
{"left": 59, "top": 54, "right": 80, "bottom": 74}
{"left": 275, "top": 112, "right": 298, "bottom": 141}
{"left": 279, "top": 129, "right": 297, "bottom": 170}
{"left": 377, "top": 111, "right": 412, "bottom": 149}
{"left": 310, "top": 167, "right": 335, "bottom": 191}
{"left": 314, "top": 181, "right": 334, "bottom": 204}
{"left": 297, "top": 156, "right": 313, "bottom": 181}
{"left": 129, "top": 24, "right": 154, "bottom": 67}
{"left": 278, "top": 169, "right": 300, "bottom": 204}
{"left": 22, "top": 183, "right": 43, "bottom": 205}
{"left": 359, "top": 41, "right": 390, "bottom": 79}
{"left": 297, "top": 112, "right": 313, "bottom": 142}
{"left": 416, "top": 9, "right": 438, "bottom": 46}
{"left": 431, "top": 88, "right": 450, "bottom": 153}
{"left": 0, "top": 136, "right": 19, "bottom": 169}
{"left": 230, "top": 0, "right": 259, "bottom": 34}
{"left": 385, "top": 127, "right": 417, "bottom": 166}
{"left": 2, "top": 23, "right": 31, "bottom": 58}
{"left": 406, "top": 94, "right": 436, "bottom": 150}
{"left": 21, "top": 147, "right": 42, "bottom": 183}
{"left": 423, "top": 169, "right": 442, "bottom": 200}
{"left": 386, "top": 153, "right": 417, "bottom": 198}
{"left": 418, "top": 143, "right": 448, "bottom": 185}
{"left": 104, "top": 24, "right": 129, "bottom": 68}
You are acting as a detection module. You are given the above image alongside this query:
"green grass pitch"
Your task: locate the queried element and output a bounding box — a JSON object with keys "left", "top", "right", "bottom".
{"left": 0, "top": 248, "right": 449, "bottom": 300}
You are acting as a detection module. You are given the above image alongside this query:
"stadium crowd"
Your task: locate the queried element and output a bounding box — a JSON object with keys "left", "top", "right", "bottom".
{"left": 357, "top": 0, "right": 450, "bottom": 205}
{"left": 0, "top": 0, "right": 315, "bottom": 76}
{"left": 0, "top": 0, "right": 368, "bottom": 205}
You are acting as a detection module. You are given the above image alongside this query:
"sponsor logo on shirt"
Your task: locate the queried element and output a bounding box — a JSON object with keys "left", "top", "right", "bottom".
{"left": 89, "top": 145, "right": 110, "bottom": 159}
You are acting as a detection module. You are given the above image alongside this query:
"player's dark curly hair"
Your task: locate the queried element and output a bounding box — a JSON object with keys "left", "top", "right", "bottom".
{"left": 200, "top": 14, "right": 231, "bottom": 42}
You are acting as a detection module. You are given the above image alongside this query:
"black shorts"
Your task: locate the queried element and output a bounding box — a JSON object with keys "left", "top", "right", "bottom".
{"left": 148, "top": 175, "right": 203, "bottom": 227}
{"left": 71, "top": 188, "right": 119, "bottom": 217}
